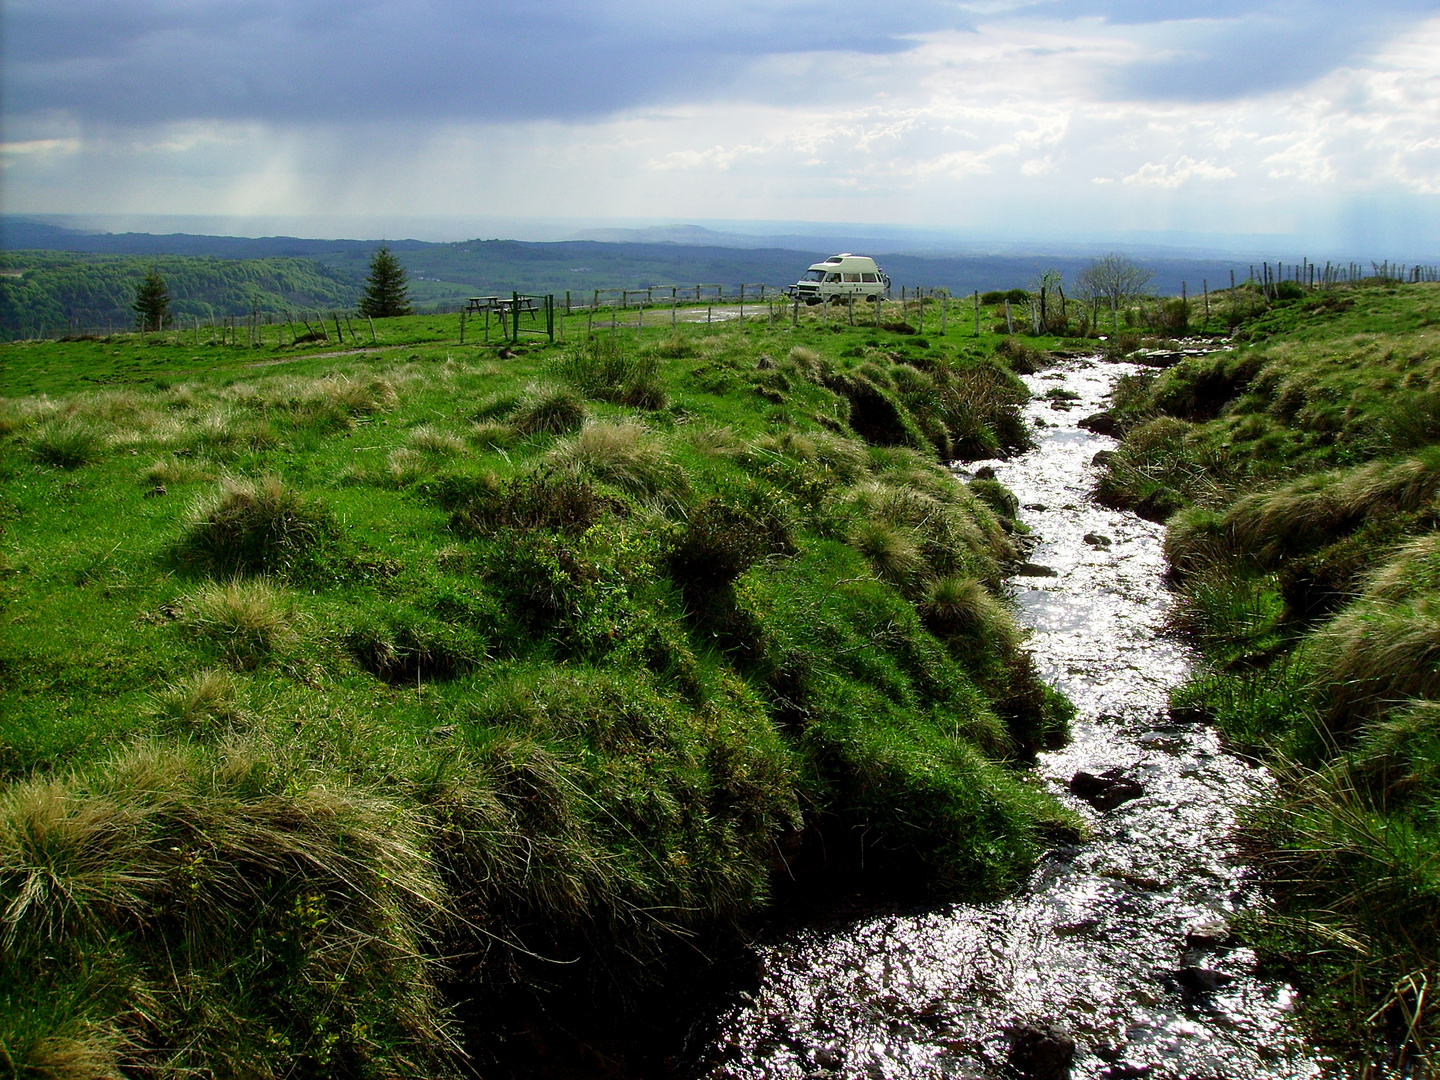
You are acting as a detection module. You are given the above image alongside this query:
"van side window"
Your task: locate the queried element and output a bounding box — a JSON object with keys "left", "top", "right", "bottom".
{"left": 826, "top": 273, "right": 841, "bottom": 283}
{"left": 862, "top": 273, "right": 878, "bottom": 283}
{"left": 843, "top": 273, "right": 860, "bottom": 282}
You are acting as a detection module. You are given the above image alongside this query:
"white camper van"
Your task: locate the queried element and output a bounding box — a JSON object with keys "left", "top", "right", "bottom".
{"left": 791, "top": 254, "right": 890, "bottom": 305}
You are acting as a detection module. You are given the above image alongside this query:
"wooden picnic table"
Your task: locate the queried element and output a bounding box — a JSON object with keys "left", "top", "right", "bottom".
{"left": 464, "top": 295, "right": 543, "bottom": 341}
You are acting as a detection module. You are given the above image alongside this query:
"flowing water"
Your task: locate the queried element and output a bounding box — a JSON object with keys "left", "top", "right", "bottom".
{"left": 687, "top": 355, "right": 1324, "bottom": 1080}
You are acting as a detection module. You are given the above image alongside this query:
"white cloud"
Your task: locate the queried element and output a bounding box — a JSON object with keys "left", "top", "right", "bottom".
{"left": 1120, "top": 155, "right": 1238, "bottom": 187}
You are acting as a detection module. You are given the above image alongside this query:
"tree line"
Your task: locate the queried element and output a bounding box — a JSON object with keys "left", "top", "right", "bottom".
{"left": 0, "top": 251, "right": 364, "bottom": 336}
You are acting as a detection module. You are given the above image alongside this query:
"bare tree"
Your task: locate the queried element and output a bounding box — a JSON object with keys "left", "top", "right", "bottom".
{"left": 1076, "top": 253, "right": 1153, "bottom": 334}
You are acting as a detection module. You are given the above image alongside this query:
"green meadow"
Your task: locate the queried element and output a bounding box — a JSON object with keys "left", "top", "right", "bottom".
{"left": 0, "top": 302, "right": 1080, "bottom": 1076}
{"left": 1094, "top": 278, "right": 1440, "bottom": 1065}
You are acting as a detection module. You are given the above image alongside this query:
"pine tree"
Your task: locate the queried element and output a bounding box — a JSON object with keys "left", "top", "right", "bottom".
{"left": 132, "top": 267, "right": 172, "bottom": 332}
{"left": 359, "top": 245, "right": 412, "bottom": 318}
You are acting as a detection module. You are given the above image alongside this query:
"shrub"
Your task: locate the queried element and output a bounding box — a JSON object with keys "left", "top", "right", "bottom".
{"left": 508, "top": 383, "right": 587, "bottom": 436}
{"left": 666, "top": 482, "right": 795, "bottom": 590}
{"left": 177, "top": 475, "right": 338, "bottom": 577}
{"left": 27, "top": 420, "right": 105, "bottom": 469}
{"left": 180, "top": 579, "right": 299, "bottom": 668}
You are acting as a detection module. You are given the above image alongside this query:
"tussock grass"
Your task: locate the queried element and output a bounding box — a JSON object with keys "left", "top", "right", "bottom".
{"left": 149, "top": 668, "right": 249, "bottom": 736}
{"left": 468, "top": 420, "right": 517, "bottom": 450}
{"left": 849, "top": 519, "right": 925, "bottom": 588}
{"left": 549, "top": 336, "right": 667, "bottom": 409}
{"left": 177, "top": 475, "right": 338, "bottom": 577}
{"left": 181, "top": 579, "right": 299, "bottom": 668}
{"left": 27, "top": 420, "right": 106, "bottom": 469}
{"left": 920, "top": 575, "right": 1022, "bottom": 652}
{"left": 141, "top": 456, "right": 214, "bottom": 487}
{"left": 0, "top": 742, "right": 453, "bottom": 1077}
{"left": 347, "top": 608, "right": 486, "bottom": 684}
{"left": 407, "top": 424, "right": 467, "bottom": 457}
{"left": 544, "top": 419, "right": 689, "bottom": 503}
{"left": 509, "top": 382, "right": 587, "bottom": 436}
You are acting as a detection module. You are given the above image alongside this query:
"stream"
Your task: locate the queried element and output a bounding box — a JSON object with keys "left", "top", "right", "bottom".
{"left": 685, "top": 355, "right": 1324, "bottom": 1080}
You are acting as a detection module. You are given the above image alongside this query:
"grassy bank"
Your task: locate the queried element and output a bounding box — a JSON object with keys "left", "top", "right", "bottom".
{"left": 1093, "top": 278, "right": 1440, "bottom": 1069}
{"left": 0, "top": 304, "right": 1078, "bottom": 1075}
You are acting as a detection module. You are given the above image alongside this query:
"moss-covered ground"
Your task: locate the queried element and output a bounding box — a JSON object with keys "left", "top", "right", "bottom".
{"left": 1093, "top": 279, "right": 1440, "bottom": 1070}
{"left": 0, "top": 301, "right": 1081, "bottom": 1076}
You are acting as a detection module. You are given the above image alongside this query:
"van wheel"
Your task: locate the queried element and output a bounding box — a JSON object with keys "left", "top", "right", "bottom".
{"left": 805, "top": 298, "right": 820, "bottom": 307}
{"left": 865, "top": 294, "right": 878, "bottom": 303}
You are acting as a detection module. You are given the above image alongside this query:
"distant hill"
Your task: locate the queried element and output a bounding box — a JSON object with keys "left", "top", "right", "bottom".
{"left": 1, "top": 219, "right": 1253, "bottom": 336}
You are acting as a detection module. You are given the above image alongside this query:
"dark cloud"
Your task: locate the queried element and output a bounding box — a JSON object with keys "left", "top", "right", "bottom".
{"left": 1, "top": 0, "right": 970, "bottom": 126}
{"left": 4, "top": 0, "right": 1433, "bottom": 128}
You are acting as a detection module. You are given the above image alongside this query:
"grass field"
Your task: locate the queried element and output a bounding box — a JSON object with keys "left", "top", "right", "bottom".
{"left": 0, "top": 299, "right": 1084, "bottom": 1075}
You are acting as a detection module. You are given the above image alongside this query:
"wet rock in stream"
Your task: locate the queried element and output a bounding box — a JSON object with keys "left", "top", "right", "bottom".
{"left": 1069, "top": 768, "right": 1146, "bottom": 810}
{"left": 1175, "top": 965, "right": 1236, "bottom": 993}
{"left": 1009, "top": 1022, "right": 1077, "bottom": 1079}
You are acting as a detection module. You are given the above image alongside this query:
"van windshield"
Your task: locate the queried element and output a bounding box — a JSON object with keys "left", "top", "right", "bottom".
{"left": 802, "top": 269, "right": 826, "bottom": 282}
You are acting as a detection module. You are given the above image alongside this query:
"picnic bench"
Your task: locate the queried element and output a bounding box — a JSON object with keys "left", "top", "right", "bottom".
{"left": 461, "top": 293, "right": 555, "bottom": 343}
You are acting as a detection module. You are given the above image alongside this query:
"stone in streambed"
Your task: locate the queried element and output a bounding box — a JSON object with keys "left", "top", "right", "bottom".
{"left": 1069, "top": 768, "right": 1145, "bottom": 810}
{"left": 1008, "top": 1022, "right": 1076, "bottom": 1079}
{"left": 1016, "top": 563, "right": 1059, "bottom": 577}
{"left": 1176, "top": 965, "right": 1234, "bottom": 992}
{"left": 1083, "top": 532, "right": 1112, "bottom": 548}
{"left": 1080, "top": 411, "right": 1121, "bottom": 436}
{"left": 1185, "top": 919, "right": 1232, "bottom": 950}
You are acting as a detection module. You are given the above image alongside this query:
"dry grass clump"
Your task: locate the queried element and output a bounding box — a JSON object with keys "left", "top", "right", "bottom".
{"left": 0, "top": 742, "right": 452, "bottom": 1076}
{"left": 180, "top": 580, "right": 299, "bottom": 668}
{"left": 141, "top": 456, "right": 214, "bottom": 487}
{"left": 178, "top": 475, "right": 337, "bottom": 576}
{"left": 149, "top": 669, "right": 249, "bottom": 736}
{"left": 785, "top": 346, "right": 825, "bottom": 381}
{"left": 1311, "top": 594, "right": 1440, "bottom": 731}
{"left": 544, "top": 419, "right": 688, "bottom": 502}
{"left": 1170, "top": 455, "right": 1440, "bottom": 570}
{"left": 509, "top": 382, "right": 588, "bottom": 436}
{"left": 682, "top": 421, "right": 743, "bottom": 459}
{"left": 386, "top": 446, "right": 431, "bottom": 485}
{"left": 1361, "top": 535, "right": 1440, "bottom": 603}
{"left": 184, "top": 408, "right": 281, "bottom": 458}
{"left": 406, "top": 424, "right": 467, "bottom": 457}
{"left": 320, "top": 374, "right": 399, "bottom": 416}
{"left": 468, "top": 420, "right": 517, "bottom": 450}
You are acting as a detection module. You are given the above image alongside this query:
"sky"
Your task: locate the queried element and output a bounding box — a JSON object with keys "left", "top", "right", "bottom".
{"left": 4, "top": 0, "right": 1440, "bottom": 257}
